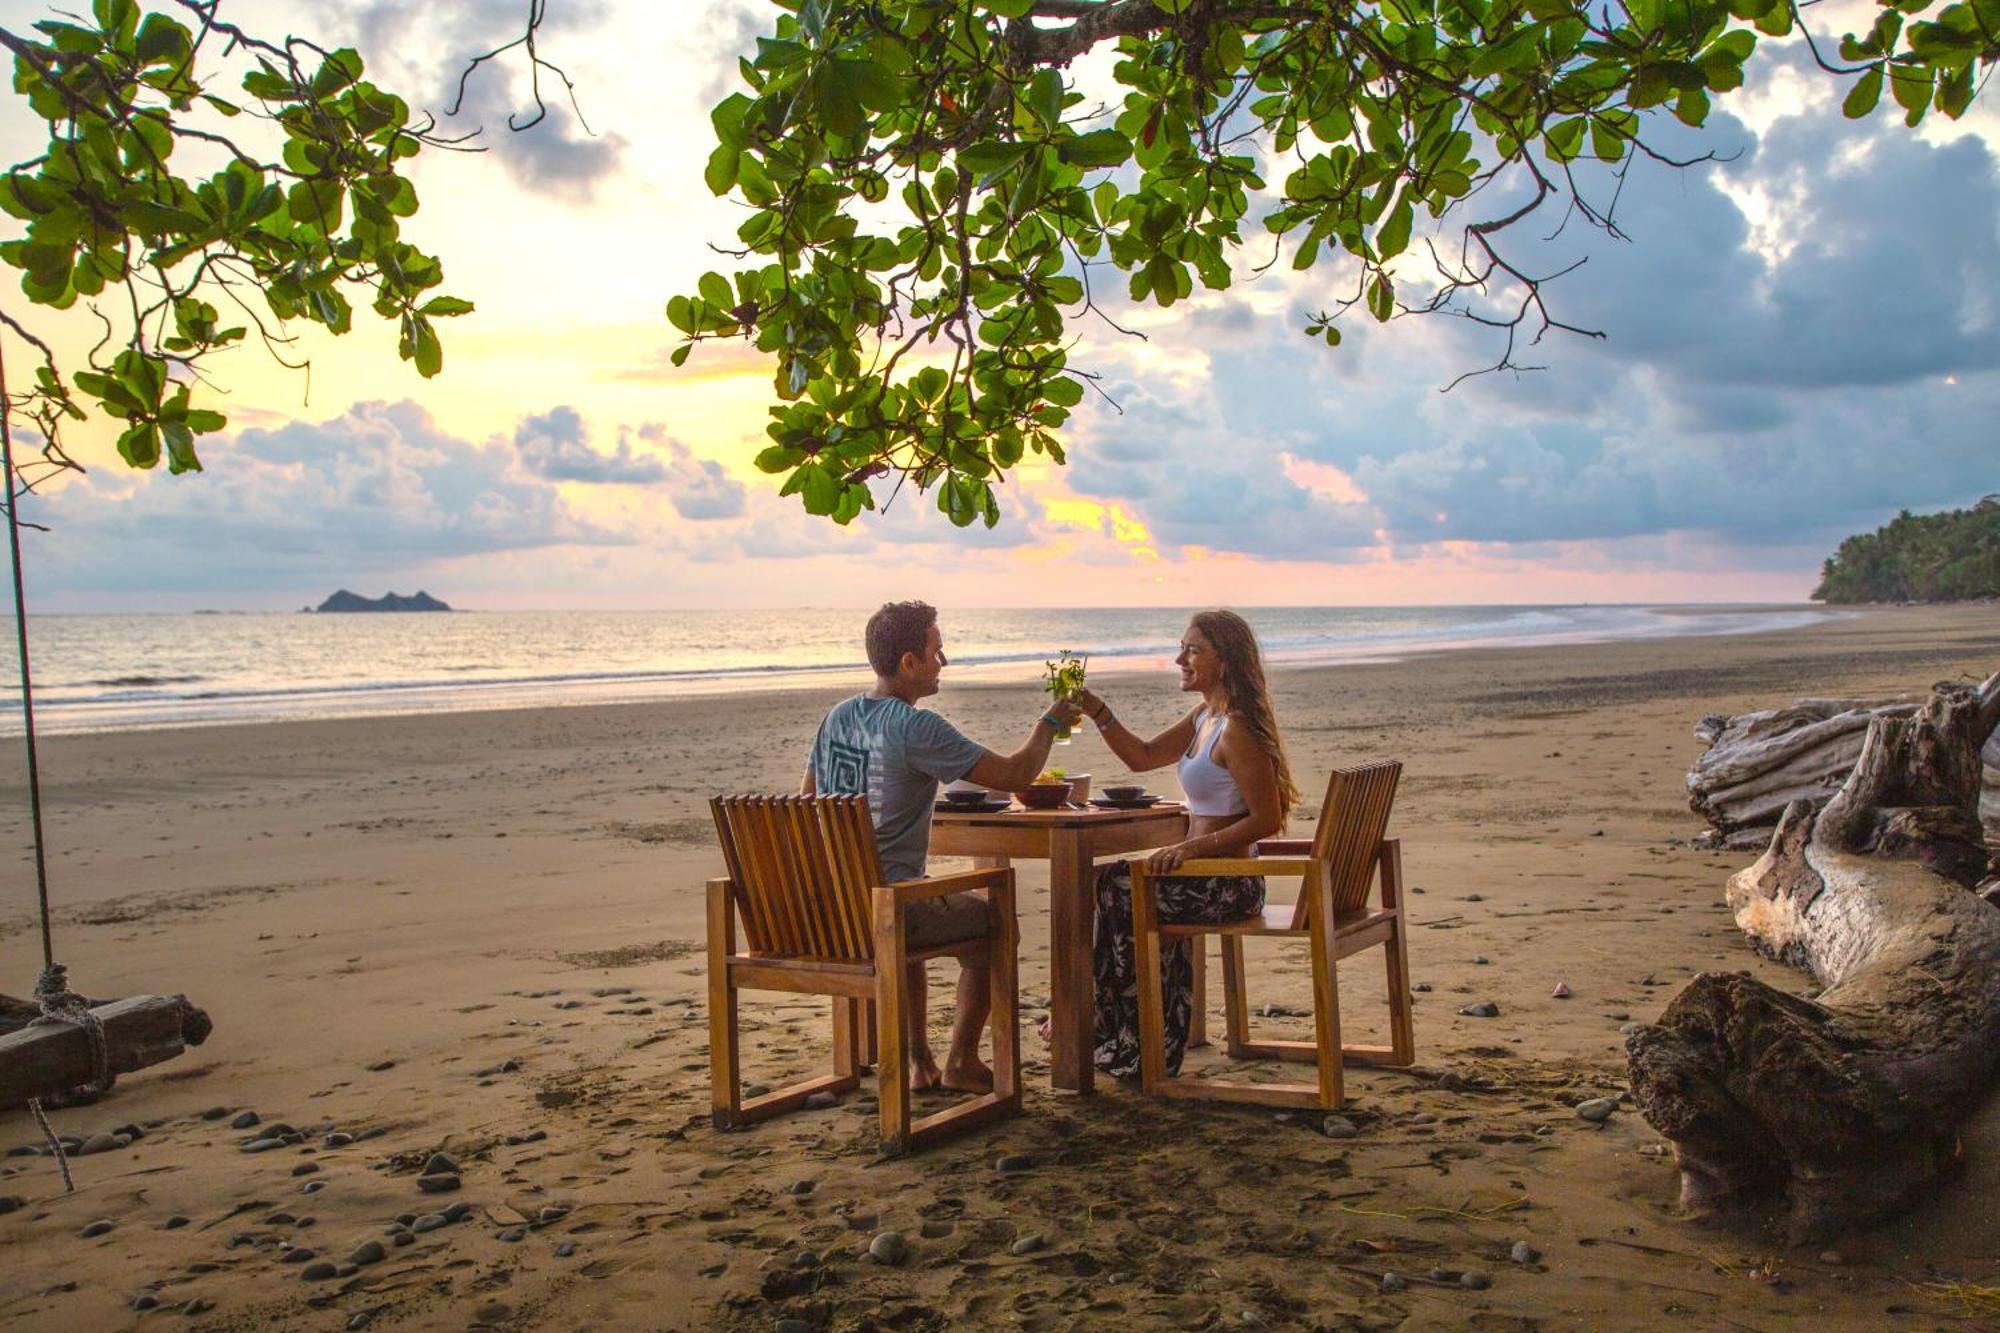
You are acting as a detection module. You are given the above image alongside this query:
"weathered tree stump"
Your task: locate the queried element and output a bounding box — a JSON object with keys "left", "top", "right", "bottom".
{"left": 1629, "top": 670, "right": 2000, "bottom": 1242}
{"left": 1687, "top": 691, "right": 2000, "bottom": 850}
{"left": 0, "top": 993, "right": 213, "bottom": 1111}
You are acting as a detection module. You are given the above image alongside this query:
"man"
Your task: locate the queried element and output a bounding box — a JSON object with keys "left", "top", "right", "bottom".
{"left": 806, "top": 601, "right": 1081, "bottom": 1092}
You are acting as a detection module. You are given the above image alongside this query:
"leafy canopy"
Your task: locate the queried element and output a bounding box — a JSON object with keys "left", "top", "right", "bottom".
{"left": 675, "top": 0, "right": 1994, "bottom": 529}
{"left": 1813, "top": 497, "right": 2000, "bottom": 604}
{"left": 0, "top": 0, "right": 473, "bottom": 483}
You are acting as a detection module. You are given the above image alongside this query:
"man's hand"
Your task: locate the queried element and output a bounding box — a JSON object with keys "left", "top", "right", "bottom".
{"left": 1046, "top": 697, "right": 1084, "bottom": 728}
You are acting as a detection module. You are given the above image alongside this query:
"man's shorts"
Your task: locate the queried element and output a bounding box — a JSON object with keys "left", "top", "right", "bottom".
{"left": 901, "top": 890, "right": 991, "bottom": 950}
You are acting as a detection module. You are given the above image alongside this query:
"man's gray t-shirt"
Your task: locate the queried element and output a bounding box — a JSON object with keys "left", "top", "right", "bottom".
{"left": 810, "top": 695, "right": 985, "bottom": 883}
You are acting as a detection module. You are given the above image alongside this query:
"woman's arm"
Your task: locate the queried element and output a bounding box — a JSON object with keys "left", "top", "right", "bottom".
{"left": 1078, "top": 688, "right": 1200, "bottom": 772}
{"left": 1144, "top": 722, "right": 1285, "bottom": 872}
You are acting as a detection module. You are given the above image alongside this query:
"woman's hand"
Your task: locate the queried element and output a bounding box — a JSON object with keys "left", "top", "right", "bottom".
{"left": 1076, "top": 686, "right": 1109, "bottom": 722}
{"left": 1145, "top": 841, "right": 1198, "bottom": 874}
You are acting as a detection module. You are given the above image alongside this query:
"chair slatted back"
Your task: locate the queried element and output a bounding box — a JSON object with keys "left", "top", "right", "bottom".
{"left": 710, "top": 795, "right": 883, "bottom": 963}
{"left": 1292, "top": 761, "right": 1403, "bottom": 928}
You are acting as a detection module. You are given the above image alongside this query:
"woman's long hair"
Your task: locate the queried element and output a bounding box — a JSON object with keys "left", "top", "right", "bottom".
{"left": 1188, "top": 609, "right": 1299, "bottom": 822}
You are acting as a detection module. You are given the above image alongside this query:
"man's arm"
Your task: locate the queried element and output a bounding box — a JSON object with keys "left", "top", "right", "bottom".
{"left": 961, "top": 699, "right": 1083, "bottom": 791}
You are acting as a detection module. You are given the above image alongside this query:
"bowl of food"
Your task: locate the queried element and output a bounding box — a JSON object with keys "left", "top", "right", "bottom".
{"left": 1102, "top": 783, "right": 1146, "bottom": 801}
{"left": 1016, "top": 772, "right": 1075, "bottom": 809}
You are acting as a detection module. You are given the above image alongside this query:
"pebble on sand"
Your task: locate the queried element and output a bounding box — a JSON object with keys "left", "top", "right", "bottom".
{"left": 994, "top": 1154, "right": 1037, "bottom": 1174}
{"left": 1575, "top": 1098, "right": 1617, "bottom": 1123}
{"left": 867, "top": 1231, "right": 908, "bottom": 1265}
{"left": 79, "top": 1219, "right": 115, "bottom": 1238}
{"left": 422, "top": 1152, "right": 458, "bottom": 1176}
{"left": 300, "top": 1262, "right": 338, "bottom": 1281}
{"left": 230, "top": 1111, "right": 260, "bottom": 1130}
{"left": 498, "top": 1227, "right": 526, "bottom": 1243}
{"left": 1010, "top": 1233, "right": 1047, "bottom": 1256}
{"left": 1510, "top": 1241, "right": 1540, "bottom": 1265}
{"left": 1317, "top": 1114, "right": 1359, "bottom": 1139}
{"left": 0, "top": 1196, "right": 23, "bottom": 1215}
{"left": 1458, "top": 1002, "right": 1500, "bottom": 1018}
{"left": 411, "top": 1214, "right": 448, "bottom": 1233}
{"left": 350, "top": 1240, "right": 386, "bottom": 1265}
{"left": 802, "top": 1090, "right": 839, "bottom": 1110}
{"left": 1550, "top": 982, "right": 1572, "bottom": 999}
{"left": 415, "top": 1173, "right": 461, "bottom": 1194}
{"left": 1380, "top": 1272, "right": 1407, "bottom": 1292}
{"left": 1461, "top": 1269, "right": 1492, "bottom": 1289}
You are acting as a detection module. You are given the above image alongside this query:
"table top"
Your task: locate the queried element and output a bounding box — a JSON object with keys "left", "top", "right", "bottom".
{"left": 932, "top": 801, "right": 1187, "bottom": 828}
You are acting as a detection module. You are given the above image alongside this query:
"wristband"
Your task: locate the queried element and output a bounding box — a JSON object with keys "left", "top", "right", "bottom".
{"left": 1093, "top": 707, "right": 1115, "bottom": 727}
{"left": 1040, "top": 711, "right": 1063, "bottom": 729}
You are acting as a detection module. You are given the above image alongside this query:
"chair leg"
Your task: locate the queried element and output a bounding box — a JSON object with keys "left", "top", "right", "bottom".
{"left": 873, "top": 885, "right": 912, "bottom": 1156}
{"left": 707, "top": 881, "right": 742, "bottom": 1130}
{"left": 833, "top": 997, "right": 863, "bottom": 1078}
{"left": 1380, "top": 845, "right": 1417, "bottom": 1066}
{"left": 1188, "top": 941, "right": 1209, "bottom": 1049}
{"left": 1305, "top": 871, "right": 1345, "bottom": 1110}
{"left": 988, "top": 871, "right": 1022, "bottom": 1108}
{"left": 1131, "top": 866, "right": 1169, "bottom": 1094}
{"left": 1220, "top": 936, "right": 1251, "bottom": 1059}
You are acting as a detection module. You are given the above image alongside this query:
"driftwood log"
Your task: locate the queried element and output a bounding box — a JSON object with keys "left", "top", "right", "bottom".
{"left": 0, "top": 993, "right": 213, "bottom": 1111}
{"left": 1629, "top": 670, "right": 2000, "bottom": 1242}
{"left": 1688, "top": 692, "right": 2000, "bottom": 851}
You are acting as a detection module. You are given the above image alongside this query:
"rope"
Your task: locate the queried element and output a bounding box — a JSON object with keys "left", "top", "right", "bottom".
{"left": 25, "top": 963, "right": 114, "bottom": 1194}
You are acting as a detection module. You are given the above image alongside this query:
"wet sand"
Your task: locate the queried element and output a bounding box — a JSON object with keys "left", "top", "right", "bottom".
{"left": 1, "top": 602, "right": 1996, "bottom": 1330}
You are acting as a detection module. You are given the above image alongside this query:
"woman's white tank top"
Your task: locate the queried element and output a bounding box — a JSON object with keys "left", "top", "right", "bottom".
{"left": 1178, "top": 708, "right": 1248, "bottom": 817}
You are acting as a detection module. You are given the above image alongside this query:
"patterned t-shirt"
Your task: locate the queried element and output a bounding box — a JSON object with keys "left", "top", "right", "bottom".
{"left": 810, "top": 694, "right": 986, "bottom": 883}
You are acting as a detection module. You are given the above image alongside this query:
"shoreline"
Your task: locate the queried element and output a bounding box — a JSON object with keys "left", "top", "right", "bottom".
{"left": 0, "top": 602, "right": 1995, "bottom": 1329}
{"left": 4, "top": 601, "right": 1848, "bottom": 739}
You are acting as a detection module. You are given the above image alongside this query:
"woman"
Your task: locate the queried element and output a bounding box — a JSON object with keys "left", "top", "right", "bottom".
{"left": 1075, "top": 609, "right": 1299, "bottom": 1079}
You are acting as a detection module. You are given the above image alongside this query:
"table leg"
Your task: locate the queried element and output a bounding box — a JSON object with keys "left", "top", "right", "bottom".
{"left": 1048, "top": 829, "right": 1095, "bottom": 1094}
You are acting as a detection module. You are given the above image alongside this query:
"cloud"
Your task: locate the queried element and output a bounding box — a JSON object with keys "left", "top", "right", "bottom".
{"left": 647, "top": 430, "right": 748, "bottom": 519}
{"left": 28, "top": 400, "right": 631, "bottom": 602}
{"left": 514, "top": 407, "right": 666, "bottom": 484}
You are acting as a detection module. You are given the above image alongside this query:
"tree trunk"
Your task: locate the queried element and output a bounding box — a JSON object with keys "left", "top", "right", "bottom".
{"left": 1629, "top": 670, "right": 2000, "bottom": 1242}
{"left": 0, "top": 994, "right": 213, "bottom": 1111}
{"left": 1688, "top": 691, "right": 2000, "bottom": 850}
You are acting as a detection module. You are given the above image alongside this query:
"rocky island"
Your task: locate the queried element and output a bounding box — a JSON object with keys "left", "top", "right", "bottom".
{"left": 314, "top": 589, "right": 452, "bottom": 613}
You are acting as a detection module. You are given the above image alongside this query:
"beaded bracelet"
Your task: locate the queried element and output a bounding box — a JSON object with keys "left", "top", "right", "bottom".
{"left": 1040, "top": 711, "right": 1063, "bottom": 729}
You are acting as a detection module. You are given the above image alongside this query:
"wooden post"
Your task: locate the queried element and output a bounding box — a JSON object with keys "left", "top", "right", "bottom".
{"left": 0, "top": 995, "right": 212, "bottom": 1112}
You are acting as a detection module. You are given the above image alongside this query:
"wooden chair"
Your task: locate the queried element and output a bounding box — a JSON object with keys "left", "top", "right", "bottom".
{"left": 1130, "top": 760, "right": 1413, "bottom": 1108}
{"left": 706, "top": 794, "right": 1022, "bottom": 1155}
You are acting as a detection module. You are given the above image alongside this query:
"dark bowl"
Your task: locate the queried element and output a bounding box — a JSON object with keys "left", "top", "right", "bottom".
{"left": 1015, "top": 781, "right": 1074, "bottom": 810}
{"left": 1102, "top": 784, "right": 1147, "bottom": 801}
{"left": 943, "top": 788, "right": 994, "bottom": 806}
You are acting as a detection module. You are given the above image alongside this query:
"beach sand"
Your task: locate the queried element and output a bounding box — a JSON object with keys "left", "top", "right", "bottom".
{"left": 1, "top": 603, "right": 1996, "bottom": 1330}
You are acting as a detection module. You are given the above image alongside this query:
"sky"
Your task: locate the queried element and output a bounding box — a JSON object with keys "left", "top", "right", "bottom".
{"left": 3, "top": 0, "right": 1996, "bottom": 612}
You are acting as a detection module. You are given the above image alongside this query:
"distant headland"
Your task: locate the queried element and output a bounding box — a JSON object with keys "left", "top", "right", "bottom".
{"left": 313, "top": 590, "right": 453, "bottom": 613}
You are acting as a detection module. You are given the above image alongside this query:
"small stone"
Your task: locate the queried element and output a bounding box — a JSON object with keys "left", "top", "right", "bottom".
{"left": 79, "top": 1219, "right": 115, "bottom": 1238}
{"left": 411, "top": 1213, "right": 448, "bottom": 1233}
{"left": 867, "top": 1230, "right": 908, "bottom": 1265}
{"left": 920, "top": 1219, "right": 955, "bottom": 1238}
{"left": 1472, "top": 954, "right": 1490, "bottom": 965}
{"left": 1819, "top": 1249, "right": 1845, "bottom": 1266}
{"left": 347, "top": 1315, "right": 373, "bottom": 1331}
{"left": 280, "top": 1246, "right": 316, "bottom": 1263}
{"left": 742, "top": 1083, "right": 770, "bottom": 1097}
{"left": 1010, "top": 1233, "right": 1047, "bottom": 1256}
{"left": 1550, "top": 982, "right": 1572, "bottom": 999}
{"left": 790, "top": 1249, "right": 820, "bottom": 1269}
{"left": 180, "top": 1297, "right": 212, "bottom": 1315}
{"left": 198, "top": 1106, "right": 230, "bottom": 1121}
{"left": 1461, "top": 1269, "right": 1492, "bottom": 1290}
{"left": 301, "top": 1180, "right": 326, "bottom": 1195}
{"left": 553, "top": 1241, "right": 575, "bottom": 1258}
{"left": 267, "top": 1211, "right": 298, "bottom": 1225}
{"left": 1510, "top": 1241, "right": 1539, "bottom": 1265}
{"left": 324, "top": 1132, "right": 353, "bottom": 1148}
{"left": 4, "top": 1145, "right": 38, "bottom": 1157}
{"left": 240, "top": 1137, "right": 285, "bottom": 1154}
{"left": 422, "top": 1152, "right": 458, "bottom": 1176}
{"left": 230, "top": 1111, "right": 261, "bottom": 1130}
{"left": 1412, "top": 982, "right": 1433, "bottom": 993}
{"left": 1317, "top": 1114, "right": 1358, "bottom": 1139}
{"left": 131, "top": 1293, "right": 161, "bottom": 1310}
{"left": 475, "top": 1303, "right": 512, "bottom": 1324}
{"left": 79, "top": 1132, "right": 121, "bottom": 1155}
{"left": 292, "top": 1163, "right": 319, "bottom": 1177}
{"left": 498, "top": 1226, "right": 526, "bottom": 1242}
{"left": 1575, "top": 1098, "right": 1617, "bottom": 1123}
{"left": 160, "top": 1215, "right": 189, "bottom": 1230}
{"left": 365, "top": 1060, "right": 396, "bottom": 1072}
{"left": 994, "top": 1154, "right": 1037, "bottom": 1174}
{"left": 350, "top": 1240, "right": 385, "bottom": 1265}
{"left": 1607, "top": 1012, "right": 1631, "bottom": 1021}
{"left": 415, "top": 1173, "right": 460, "bottom": 1194}
{"left": 788, "top": 1179, "right": 816, "bottom": 1197}
{"left": 300, "top": 1261, "right": 337, "bottom": 1281}
{"left": 802, "top": 1091, "right": 838, "bottom": 1110}
{"left": 0, "top": 1196, "right": 23, "bottom": 1215}
{"left": 442, "top": 1201, "right": 472, "bottom": 1223}
{"left": 1380, "top": 1272, "right": 1406, "bottom": 1292}
{"left": 393, "top": 1230, "right": 416, "bottom": 1247}
{"left": 1463, "top": 893, "right": 1484, "bottom": 902}
{"left": 1458, "top": 1001, "right": 1499, "bottom": 1018}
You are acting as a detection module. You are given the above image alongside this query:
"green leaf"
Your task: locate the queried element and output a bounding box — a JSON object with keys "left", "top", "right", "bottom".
{"left": 1059, "top": 129, "right": 1132, "bottom": 169}
{"left": 1044, "top": 375, "right": 1084, "bottom": 407}
{"left": 418, "top": 296, "right": 474, "bottom": 317}
{"left": 1842, "top": 67, "right": 1883, "bottom": 117}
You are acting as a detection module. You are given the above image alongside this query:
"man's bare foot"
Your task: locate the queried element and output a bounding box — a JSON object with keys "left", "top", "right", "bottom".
{"left": 908, "top": 1051, "right": 943, "bottom": 1093}
{"left": 939, "top": 1057, "right": 993, "bottom": 1093}
{"left": 1034, "top": 1015, "right": 1052, "bottom": 1044}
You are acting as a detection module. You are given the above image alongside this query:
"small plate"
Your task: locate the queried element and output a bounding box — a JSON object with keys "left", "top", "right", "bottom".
{"left": 936, "top": 797, "right": 1013, "bottom": 814}
{"left": 1089, "top": 794, "right": 1163, "bottom": 809}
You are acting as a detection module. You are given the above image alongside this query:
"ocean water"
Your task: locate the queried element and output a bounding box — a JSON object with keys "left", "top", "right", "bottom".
{"left": 0, "top": 604, "right": 1833, "bottom": 735}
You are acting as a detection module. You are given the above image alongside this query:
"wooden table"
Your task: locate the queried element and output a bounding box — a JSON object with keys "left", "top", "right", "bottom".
{"left": 930, "top": 803, "right": 1189, "bottom": 1094}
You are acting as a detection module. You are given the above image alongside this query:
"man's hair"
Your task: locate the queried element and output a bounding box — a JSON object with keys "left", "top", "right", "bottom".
{"left": 865, "top": 601, "right": 938, "bottom": 676}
